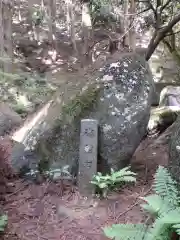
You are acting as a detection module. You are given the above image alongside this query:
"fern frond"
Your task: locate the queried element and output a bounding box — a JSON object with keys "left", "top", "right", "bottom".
{"left": 161, "top": 208, "right": 180, "bottom": 224}
{"left": 111, "top": 167, "right": 136, "bottom": 183}
{"left": 145, "top": 208, "right": 180, "bottom": 240}
{"left": 172, "top": 223, "right": 180, "bottom": 235}
{"left": 103, "top": 223, "right": 147, "bottom": 240}
{"left": 91, "top": 166, "right": 136, "bottom": 196}
{"left": 118, "top": 176, "right": 136, "bottom": 182}
{"left": 112, "top": 166, "right": 137, "bottom": 177}
{"left": 0, "top": 215, "right": 8, "bottom": 232}
{"left": 145, "top": 217, "right": 173, "bottom": 240}
{"left": 141, "top": 195, "right": 164, "bottom": 216}
{"left": 141, "top": 194, "right": 175, "bottom": 217}
{"left": 153, "top": 166, "right": 180, "bottom": 204}
{"left": 103, "top": 166, "right": 180, "bottom": 240}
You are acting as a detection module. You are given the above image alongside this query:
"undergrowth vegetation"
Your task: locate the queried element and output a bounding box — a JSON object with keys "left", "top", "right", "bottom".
{"left": 91, "top": 166, "right": 136, "bottom": 198}
{"left": 0, "top": 64, "right": 57, "bottom": 118}
{"left": 0, "top": 214, "right": 8, "bottom": 233}
{"left": 103, "top": 166, "right": 180, "bottom": 240}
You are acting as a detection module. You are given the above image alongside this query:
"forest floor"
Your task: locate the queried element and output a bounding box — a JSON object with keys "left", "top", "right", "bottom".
{"left": 1, "top": 3, "right": 178, "bottom": 239}
{"left": 2, "top": 129, "right": 169, "bottom": 240}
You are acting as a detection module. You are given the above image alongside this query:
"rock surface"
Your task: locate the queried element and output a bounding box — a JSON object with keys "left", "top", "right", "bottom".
{"left": 151, "top": 83, "right": 180, "bottom": 106}
{"left": 159, "top": 85, "right": 180, "bottom": 107}
{"left": 148, "top": 85, "right": 180, "bottom": 135}
{"left": 0, "top": 103, "right": 22, "bottom": 136}
{"left": 168, "top": 116, "right": 180, "bottom": 185}
{"left": 147, "top": 107, "right": 178, "bottom": 135}
{"left": 10, "top": 53, "right": 154, "bottom": 175}
{"left": 39, "top": 53, "right": 154, "bottom": 174}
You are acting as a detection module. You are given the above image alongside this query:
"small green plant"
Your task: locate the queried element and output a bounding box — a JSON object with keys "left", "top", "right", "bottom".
{"left": 103, "top": 166, "right": 180, "bottom": 240}
{"left": 31, "top": 7, "right": 44, "bottom": 26}
{"left": 91, "top": 166, "right": 136, "bottom": 198}
{"left": 44, "top": 165, "right": 72, "bottom": 181}
{"left": 0, "top": 214, "right": 8, "bottom": 232}
{"left": 25, "top": 165, "right": 72, "bottom": 182}
{"left": 89, "top": 0, "right": 112, "bottom": 25}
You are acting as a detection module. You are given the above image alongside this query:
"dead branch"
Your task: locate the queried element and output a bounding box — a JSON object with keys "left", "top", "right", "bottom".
{"left": 116, "top": 186, "right": 153, "bottom": 221}
{"left": 160, "top": 0, "right": 172, "bottom": 14}
{"left": 165, "top": 30, "right": 180, "bottom": 37}
{"left": 146, "top": 13, "right": 180, "bottom": 60}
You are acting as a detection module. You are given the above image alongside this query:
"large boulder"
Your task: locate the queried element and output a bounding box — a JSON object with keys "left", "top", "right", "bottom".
{"left": 36, "top": 53, "right": 154, "bottom": 174}
{"left": 10, "top": 53, "right": 154, "bottom": 175}
{"left": 168, "top": 116, "right": 180, "bottom": 185}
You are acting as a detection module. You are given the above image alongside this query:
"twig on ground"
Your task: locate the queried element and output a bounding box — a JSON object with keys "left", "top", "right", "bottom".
{"left": 6, "top": 180, "right": 28, "bottom": 198}
{"left": 115, "top": 186, "right": 153, "bottom": 221}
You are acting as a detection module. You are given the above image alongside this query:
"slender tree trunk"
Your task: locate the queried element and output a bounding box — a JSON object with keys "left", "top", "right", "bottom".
{"left": 123, "top": 0, "right": 129, "bottom": 47}
{"left": 28, "top": 0, "right": 34, "bottom": 26}
{"left": 46, "top": 0, "right": 56, "bottom": 43}
{"left": 17, "top": 0, "right": 22, "bottom": 22}
{"left": 129, "top": 0, "right": 136, "bottom": 51}
{"left": 81, "top": 2, "right": 93, "bottom": 65}
{"left": 66, "top": 0, "right": 78, "bottom": 55}
{"left": 146, "top": 13, "right": 180, "bottom": 61}
{"left": 1, "top": 0, "right": 13, "bottom": 73}
{"left": 0, "top": 0, "right": 4, "bottom": 70}
{"left": 163, "top": 39, "right": 180, "bottom": 65}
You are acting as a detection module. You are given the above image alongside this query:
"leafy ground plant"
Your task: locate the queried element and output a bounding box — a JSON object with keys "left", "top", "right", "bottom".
{"left": 25, "top": 165, "right": 72, "bottom": 182}
{"left": 103, "top": 166, "right": 180, "bottom": 240}
{"left": 0, "top": 214, "right": 8, "bottom": 232}
{"left": 91, "top": 166, "right": 136, "bottom": 198}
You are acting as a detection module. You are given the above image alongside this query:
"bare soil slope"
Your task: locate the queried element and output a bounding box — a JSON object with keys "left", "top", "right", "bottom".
{"left": 2, "top": 129, "right": 169, "bottom": 240}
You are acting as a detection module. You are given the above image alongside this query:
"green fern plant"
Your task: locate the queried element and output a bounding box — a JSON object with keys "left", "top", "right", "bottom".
{"left": 103, "top": 166, "right": 180, "bottom": 240}
{"left": 91, "top": 166, "right": 136, "bottom": 198}
{"left": 0, "top": 214, "right": 8, "bottom": 232}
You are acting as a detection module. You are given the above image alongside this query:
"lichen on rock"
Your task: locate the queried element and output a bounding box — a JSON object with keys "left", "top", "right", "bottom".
{"left": 10, "top": 53, "right": 154, "bottom": 177}
{"left": 37, "top": 53, "right": 154, "bottom": 175}
{"left": 36, "top": 84, "right": 100, "bottom": 174}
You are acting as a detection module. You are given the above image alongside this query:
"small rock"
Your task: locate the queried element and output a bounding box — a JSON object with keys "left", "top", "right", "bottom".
{"left": 0, "top": 103, "right": 22, "bottom": 136}
{"left": 159, "top": 86, "right": 180, "bottom": 108}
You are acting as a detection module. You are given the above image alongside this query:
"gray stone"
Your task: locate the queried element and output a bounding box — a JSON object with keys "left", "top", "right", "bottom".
{"left": 10, "top": 140, "right": 38, "bottom": 174}
{"left": 90, "top": 56, "right": 153, "bottom": 171}
{"left": 0, "top": 103, "right": 22, "bottom": 136}
{"left": 159, "top": 86, "right": 180, "bottom": 108}
{"left": 151, "top": 83, "right": 180, "bottom": 107}
{"left": 147, "top": 107, "right": 178, "bottom": 135}
{"left": 10, "top": 53, "right": 154, "bottom": 175}
{"left": 168, "top": 116, "right": 180, "bottom": 185}
{"left": 78, "top": 119, "right": 98, "bottom": 196}
{"left": 40, "top": 53, "right": 154, "bottom": 174}
{"left": 148, "top": 86, "right": 180, "bottom": 135}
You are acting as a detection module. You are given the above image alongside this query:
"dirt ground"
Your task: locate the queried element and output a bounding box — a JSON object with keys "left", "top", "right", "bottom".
{"left": 1, "top": 130, "right": 169, "bottom": 240}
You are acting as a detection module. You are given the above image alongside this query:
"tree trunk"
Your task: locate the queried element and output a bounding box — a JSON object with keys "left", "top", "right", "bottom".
{"left": 81, "top": 2, "right": 93, "bottom": 65}
{"left": 123, "top": 0, "right": 129, "bottom": 47}
{"left": 66, "top": 0, "right": 78, "bottom": 55}
{"left": 28, "top": 0, "right": 34, "bottom": 25}
{"left": 48, "top": 0, "right": 56, "bottom": 43}
{"left": 163, "top": 39, "right": 180, "bottom": 65}
{"left": 146, "top": 13, "right": 180, "bottom": 61}
{"left": 43, "top": 0, "right": 56, "bottom": 43}
{"left": 0, "top": 0, "right": 4, "bottom": 70}
{"left": 129, "top": 0, "right": 136, "bottom": 51}
{"left": 1, "top": 0, "right": 13, "bottom": 73}
{"left": 17, "top": 0, "right": 22, "bottom": 22}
